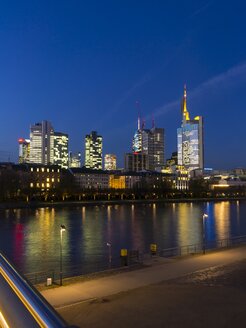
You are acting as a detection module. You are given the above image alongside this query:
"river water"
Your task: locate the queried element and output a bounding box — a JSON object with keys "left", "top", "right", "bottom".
{"left": 0, "top": 200, "right": 245, "bottom": 275}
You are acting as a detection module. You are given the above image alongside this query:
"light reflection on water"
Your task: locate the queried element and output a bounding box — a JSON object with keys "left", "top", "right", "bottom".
{"left": 0, "top": 200, "right": 246, "bottom": 274}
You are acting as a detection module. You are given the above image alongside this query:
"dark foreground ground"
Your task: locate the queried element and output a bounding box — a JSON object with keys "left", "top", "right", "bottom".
{"left": 57, "top": 259, "right": 246, "bottom": 328}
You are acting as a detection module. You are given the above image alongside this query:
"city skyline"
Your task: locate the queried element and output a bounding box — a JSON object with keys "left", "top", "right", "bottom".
{"left": 0, "top": 1, "right": 245, "bottom": 168}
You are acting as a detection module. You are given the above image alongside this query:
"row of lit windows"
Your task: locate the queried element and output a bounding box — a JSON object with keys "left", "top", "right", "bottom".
{"left": 30, "top": 182, "right": 52, "bottom": 188}
{"left": 30, "top": 167, "right": 60, "bottom": 173}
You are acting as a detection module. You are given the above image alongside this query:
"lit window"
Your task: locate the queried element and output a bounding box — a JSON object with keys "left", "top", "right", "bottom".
{"left": 42, "top": 183, "right": 44, "bottom": 188}
{"left": 37, "top": 183, "right": 40, "bottom": 188}
{"left": 47, "top": 168, "right": 49, "bottom": 172}
{"left": 30, "top": 183, "right": 33, "bottom": 188}
{"left": 42, "top": 168, "right": 44, "bottom": 172}
{"left": 46, "top": 178, "right": 50, "bottom": 182}
{"left": 37, "top": 168, "right": 39, "bottom": 172}
{"left": 31, "top": 167, "right": 33, "bottom": 172}
{"left": 47, "top": 183, "right": 50, "bottom": 188}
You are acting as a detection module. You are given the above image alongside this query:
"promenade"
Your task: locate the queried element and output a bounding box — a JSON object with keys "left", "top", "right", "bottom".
{"left": 41, "top": 246, "right": 246, "bottom": 327}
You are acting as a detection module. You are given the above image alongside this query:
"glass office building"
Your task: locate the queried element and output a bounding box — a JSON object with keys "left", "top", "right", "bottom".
{"left": 54, "top": 132, "right": 69, "bottom": 169}
{"left": 85, "top": 131, "right": 103, "bottom": 170}
{"left": 177, "top": 86, "right": 204, "bottom": 171}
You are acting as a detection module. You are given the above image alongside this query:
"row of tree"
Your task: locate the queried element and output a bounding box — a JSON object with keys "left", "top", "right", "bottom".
{"left": 0, "top": 169, "right": 245, "bottom": 202}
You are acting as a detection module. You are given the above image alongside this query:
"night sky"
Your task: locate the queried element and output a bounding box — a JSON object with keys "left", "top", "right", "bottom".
{"left": 0, "top": 0, "right": 245, "bottom": 169}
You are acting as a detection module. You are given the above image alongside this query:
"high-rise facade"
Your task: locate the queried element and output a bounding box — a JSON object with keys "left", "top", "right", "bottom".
{"left": 85, "top": 131, "right": 103, "bottom": 170}
{"left": 142, "top": 127, "right": 165, "bottom": 170}
{"left": 125, "top": 153, "right": 149, "bottom": 172}
{"left": 54, "top": 132, "right": 69, "bottom": 168}
{"left": 18, "top": 138, "right": 30, "bottom": 163}
{"left": 132, "top": 117, "right": 142, "bottom": 153}
{"left": 69, "top": 151, "right": 81, "bottom": 168}
{"left": 104, "top": 154, "right": 117, "bottom": 170}
{"left": 29, "top": 121, "right": 54, "bottom": 165}
{"left": 177, "top": 86, "right": 204, "bottom": 171}
{"left": 131, "top": 117, "right": 165, "bottom": 171}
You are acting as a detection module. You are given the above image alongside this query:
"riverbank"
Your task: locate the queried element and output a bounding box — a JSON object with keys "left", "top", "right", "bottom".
{"left": 41, "top": 246, "right": 246, "bottom": 327}
{"left": 0, "top": 196, "right": 245, "bottom": 209}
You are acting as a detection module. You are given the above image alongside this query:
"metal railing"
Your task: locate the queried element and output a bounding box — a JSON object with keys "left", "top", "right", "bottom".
{"left": 159, "top": 234, "right": 246, "bottom": 258}
{"left": 24, "top": 235, "right": 246, "bottom": 287}
{"left": 0, "top": 252, "right": 68, "bottom": 327}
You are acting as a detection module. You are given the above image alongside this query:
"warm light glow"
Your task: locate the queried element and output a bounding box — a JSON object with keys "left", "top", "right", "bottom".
{"left": 0, "top": 311, "right": 10, "bottom": 328}
{"left": 214, "top": 202, "right": 230, "bottom": 240}
{"left": 109, "top": 175, "right": 126, "bottom": 189}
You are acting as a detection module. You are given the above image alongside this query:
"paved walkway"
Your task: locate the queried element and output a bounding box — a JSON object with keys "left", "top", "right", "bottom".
{"left": 41, "top": 246, "right": 246, "bottom": 308}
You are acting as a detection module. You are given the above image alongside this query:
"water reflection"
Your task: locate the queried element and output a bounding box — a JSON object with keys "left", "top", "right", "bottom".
{"left": 1, "top": 201, "right": 246, "bottom": 274}
{"left": 214, "top": 202, "right": 230, "bottom": 240}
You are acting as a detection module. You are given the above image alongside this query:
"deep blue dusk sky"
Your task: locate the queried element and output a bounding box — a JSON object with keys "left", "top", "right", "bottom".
{"left": 0, "top": 0, "right": 246, "bottom": 169}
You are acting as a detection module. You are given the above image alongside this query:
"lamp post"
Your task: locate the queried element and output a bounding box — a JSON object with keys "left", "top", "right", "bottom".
{"left": 60, "top": 225, "right": 66, "bottom": 286}
{"left": 107, "top": 242, "right": 112, "bottom": 268}
{"left": 202, "top": 214, "right": 208, "bottom": 254}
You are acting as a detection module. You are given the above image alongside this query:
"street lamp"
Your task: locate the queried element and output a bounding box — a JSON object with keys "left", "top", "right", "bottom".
{"left": 60, "top": 225, "right": 66, "bottom": 286}
{"left": 107, "top": 242, "right": 112, "bottom": 268}
{"left": 202, "top": 214, "right": 208, "bottom": 254}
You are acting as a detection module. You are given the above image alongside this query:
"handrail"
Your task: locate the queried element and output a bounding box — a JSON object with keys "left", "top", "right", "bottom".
{"left": 0, "top": 252, "right": 68, "bottom": 327}
{"left": 159, "top": 234, "right": 246, "bottom": 257}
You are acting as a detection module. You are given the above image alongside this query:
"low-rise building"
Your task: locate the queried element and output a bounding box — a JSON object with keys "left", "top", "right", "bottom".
{"left": 69, "top": 167, "right": 109, "bottom": 190}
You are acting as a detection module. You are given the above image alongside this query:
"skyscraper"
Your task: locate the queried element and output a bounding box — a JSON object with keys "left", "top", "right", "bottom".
{"left": 85, "top": 131, "right": 103, "bottom": 170}
{"left": 132, "top": 116, "right": 142, "bottom": 153}
{"left": 104, "top": 154, "right": 117, "bottom": 170}
{"left": 54, "top": 132, "right": 69, "bottom": 168}
{"left": 142, "top": 127, "right": 165, "bottom": 170}
{"left": 125, "top": 153, "right": 149, "bottom": 172}
{"left": 18, "top": 138, "right": 30, "bottom": 163}
{"left": 177, "top": 86, "right": 204, "bottom": 171}
{"left": 29, "top": 121, "right": 54, "bottom": 165}
{"left": 131, "top": 116, "right": 165, "bottom": 171}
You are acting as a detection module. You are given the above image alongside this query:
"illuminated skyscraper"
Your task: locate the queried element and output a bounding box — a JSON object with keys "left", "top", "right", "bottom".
{"left": 177, "top": 86, "right": 204, "bottom": 171}
{"left": 142, "top": 127, "right": 165, "bottom": 170}
{"left": 18, "top": 138, "right": 30, "bottom": 163}
{"left": 29, "top": 121, "right": 54, "bottom": 165}
{"left": 54, "top": 132, "right": 69, "bottom": 168}
{"left": 85, "top": 131, "right": 103, "bottom": 170}
{"left": 132, "top": 116, "right": 142, "bottom": 153}
{"left": 132, "top": 116, "right": 165, "bottom": 170}
{"left": 104, "top": 154, "right": 117, "bottom": 170}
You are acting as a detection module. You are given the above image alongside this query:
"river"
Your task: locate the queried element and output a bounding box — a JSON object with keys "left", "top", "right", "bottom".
{"left": 0, "top": 200, "right": 245, "bottom": 276}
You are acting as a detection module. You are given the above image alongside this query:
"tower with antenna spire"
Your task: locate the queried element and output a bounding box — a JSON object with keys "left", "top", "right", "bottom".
{"left": 177, "top": 85, "right": 204, "bottom": 171}
{"left": 182, "top": 84, "right": 190, "bottom": 124}
{"left": 129, "top": 107, "right": 165, "bottom": 171}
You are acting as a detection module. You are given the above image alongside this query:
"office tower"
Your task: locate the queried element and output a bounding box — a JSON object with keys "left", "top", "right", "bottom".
{"left": 132, "top": 116, "right": 165, "bottom": 171}
{"left": 54, "top": 132, "right": 69, "bottom": 169}
{"left": 177, "top": 86, "right": 204, "bottom": 171}
{"left": 142, "top": 127, "right": 165, "bottom": 170}
{"left": 29, "top": 121, "right": 54, "bottom": 165}
{"left": 125, "top": 153, "right": 149, "bottom": 172}
{"left": 151, "top": 127, "right": 165, "bottom": 169}
{"left": 104, "top": 154, "right": 117, "bottom": 170}
{"left": 132, "top": 116, "right": 142, "bottom": 153}
{"left": 68, "top": 152, "right": 81, "bottom": 168}
{"left": 18, "top": 138, "right": 30, "bottom": 163}
{"left": 85, "top": 131, "right": 103, "bottom": 170}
